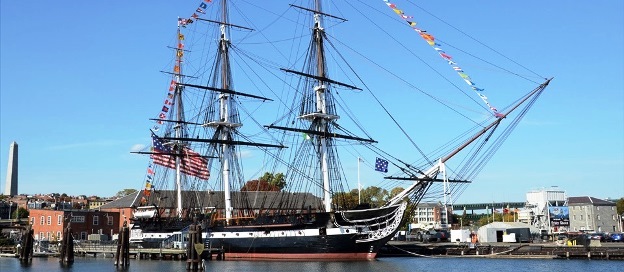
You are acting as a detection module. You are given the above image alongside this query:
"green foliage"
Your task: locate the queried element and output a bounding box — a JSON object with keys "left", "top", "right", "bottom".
{"left": 14, "top": 207, "right": 29, "bottom": 219}
{"left": 332, "top": 186, "right": 404, "bottom": 210}
{"left": 616, "top": 198, "right": 624, "bottom": 215}
{"left": 116, "top": 189, "right": 138, "bottom": 198}
{"left": 241, "top": 179, "right": 280, "bottom": 191}
{"left": 333, "top": 191, "right": 359, "bottom": 209}
{"left": 389, "top": 187, "right": 405, "bottom": 199}
{"left": 359, "top": 186, "right": 390, "bottom": 208}
{"left": 259, "top": 172, "right": 286, "bottom": 190}
{"left": 476, "top": 212, "right": 516, "bottom": 226}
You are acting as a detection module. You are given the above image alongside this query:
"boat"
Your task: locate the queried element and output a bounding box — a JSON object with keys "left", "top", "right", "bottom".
{"left": 129, "top": 0, "right": 551, "bottom": 260}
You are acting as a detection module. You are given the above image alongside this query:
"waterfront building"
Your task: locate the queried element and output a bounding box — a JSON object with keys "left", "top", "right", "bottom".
{"left": 409, "top": 202, "right": 451, "bottom": 230}
{"left": 476, "top": 222, "right": 539, "bottom": 243}
{"left": 28, "top": 209, "right": 120, "bottom": 241}
{"left": 567, "top": 196, "right": 619, "bottom": 233}
{"left": 524, "top": 187, "right": 568, "bottom": 234}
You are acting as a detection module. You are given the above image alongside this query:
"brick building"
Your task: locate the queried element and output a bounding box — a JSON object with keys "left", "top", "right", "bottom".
{"left": 28, "top": 209, "right": 120, "bottom": 241}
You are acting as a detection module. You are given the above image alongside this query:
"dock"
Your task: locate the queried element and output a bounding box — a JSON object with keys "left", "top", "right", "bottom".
{"left": 72, "top": 243, "right": 224, "bottom": 260}
{"left": 380, "top": 241, "right": 624, "bottom": 260}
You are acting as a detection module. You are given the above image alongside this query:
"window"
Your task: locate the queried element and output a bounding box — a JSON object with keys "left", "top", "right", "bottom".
{"left": 80, "top": 231, "right": 87, "bottom": 240}
{"left": 46, "top": 232, "right": 50, "bottom": 241}
{"left": 47, "top": 216, "right": 51, "bottom": 225}
{"left": 30, "top": 217, "right": 35, "bottom": 225}
{"left": 40, "top": 216, "right": 44, "bottom": 225}
{"left": 56, "top": 231, "right": 61, "bottom": 240}
{"left": 57, "top": 215, "right": 62, "bottom": 225}
{"left": 107, "top": 216, "right": 113, "bottom": 226}
{"left": 93, "top": 215, "right": 99, "bottom": 225}
{"left": 71, "top": 216, "right": 85, "bottom": 223}
{"left": 573, "top": 215, "right": 576, "bottom": 220}
{"left": 614, "top": 215, "right": 617, "bottom": 221}
{"left": 580, "top": 215, "right": 583, "bottom": 220}
{"left": 39, "top": 232, "right": 43, "bottom": 240}
{"left": 597, "top": 215, "right": 601, "bottom": 221}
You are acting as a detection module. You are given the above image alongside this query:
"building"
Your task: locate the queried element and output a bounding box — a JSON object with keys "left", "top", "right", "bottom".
{"left": 88, "top": 198, "right": 114, "bottom": 210}
{"left": 477, "top": 222, "right": 539, "bottom": 243}
{"left": 28, "top": 209, "right": 120, "bottom": 241}
{"left": 568, "top": 196, "right": 619, "bottom": 233}
{"left": 524, "top": 187, "right": 568, "bottom": 233}
{"left": 409, "top": 202, "right": 451, "bottom": 230}
{"left": 0, "top": 201, "right": 18, "bottom": 220}
{"left": 98, "top": 190, "right": 325, "bottom": 232}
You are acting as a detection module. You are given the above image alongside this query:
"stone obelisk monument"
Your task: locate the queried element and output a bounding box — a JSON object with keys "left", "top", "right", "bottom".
{"left": 4, "top": 141, "right": 18, "bottom": 196}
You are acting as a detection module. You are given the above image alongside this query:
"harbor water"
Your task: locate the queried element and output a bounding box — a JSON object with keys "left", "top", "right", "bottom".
{"left": 1, "top": 257, "right": 621, "bottom": 272}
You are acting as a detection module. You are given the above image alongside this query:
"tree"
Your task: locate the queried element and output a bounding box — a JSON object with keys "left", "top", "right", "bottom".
{"left": 241, "top": 180, "right": 280, "bottom": 191}
{"left": 360, "top": 186, "right": 390, "bottom": 208}
{"left": 389, "top": 187, "right": 405, "bottom": 199}
{"left": 116, "top": 189, "right": 138, "bottom": 198}
{"left": 13, "top": 207, "right": 29, "bottom": 219}
{"left": 259, "top": 172, "right": 286, "bottom": 190}
{"left": 616, "top": 198, "right": 624, "bottom": 215}
{"left": 333, "top": 190, "right": 359, "bottom": 209}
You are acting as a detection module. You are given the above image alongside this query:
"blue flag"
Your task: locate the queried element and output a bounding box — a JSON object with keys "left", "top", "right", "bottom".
{"left": 375, "top": 157, "right": 388, "bottom": 173}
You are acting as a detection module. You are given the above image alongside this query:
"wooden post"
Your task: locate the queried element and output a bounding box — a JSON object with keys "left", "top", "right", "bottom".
{"left": 186, "top": 223, "right": 204, "bottom": 271}
{"left": 59, "top": 221, "right": 74, "bottom": 266}
{"left": 18, "top": 226, "right": 33, "bottom": 265}
{"left": 115, "top": 221, "right": 130, "bottom": 267}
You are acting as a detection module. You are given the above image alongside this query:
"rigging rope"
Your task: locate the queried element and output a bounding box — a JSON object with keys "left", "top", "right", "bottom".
{"left": 382, "top": 0, "right": 503, "bottom": 118}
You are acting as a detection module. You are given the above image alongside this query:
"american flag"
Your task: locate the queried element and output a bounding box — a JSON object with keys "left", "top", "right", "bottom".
{"left": 179, "top": 147, "right": 210, "bottom": 180}
{"left": 151, "top": 134, "right": 210, "bottom": 180}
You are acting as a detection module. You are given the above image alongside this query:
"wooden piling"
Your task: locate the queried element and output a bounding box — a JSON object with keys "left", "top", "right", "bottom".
{"left": 59, "top": 222, "right": 74, "bottom": 266}
{"left": 186, "top": 223, "right": 203, "bottom": 271}
{"left": 18, "top": 226, "right": 33, "bottom": 265}
{"left": 115, "top": 221, "right": 130, "bottom": 267}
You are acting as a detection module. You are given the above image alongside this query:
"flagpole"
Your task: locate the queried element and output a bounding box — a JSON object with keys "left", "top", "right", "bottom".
{"left": 357, "top": 157, "right": 361, "bottom": 205}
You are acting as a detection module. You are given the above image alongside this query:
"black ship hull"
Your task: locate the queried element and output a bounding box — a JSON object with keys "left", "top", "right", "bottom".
{"left": 205, "top": 203, "right": 407, "bottom": 260}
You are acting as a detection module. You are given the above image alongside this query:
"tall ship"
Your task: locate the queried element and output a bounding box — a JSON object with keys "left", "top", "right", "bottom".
{"left": 129, "top": 0, "right": 551, "bottom": 260}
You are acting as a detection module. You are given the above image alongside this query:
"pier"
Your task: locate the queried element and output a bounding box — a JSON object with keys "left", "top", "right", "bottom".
{"left": 380, "top": 241, "right": 624, "bottom": 260}
{"left": 72, "top": 243, "right": 224, "bottom": 261}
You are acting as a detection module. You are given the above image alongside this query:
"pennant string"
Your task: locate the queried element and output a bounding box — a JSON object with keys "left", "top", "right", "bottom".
{"left": 145, "top": 0, "right": 216, "bottom": 191}
{"left": 382, "top": 0, "right": 503, "bottom": 118}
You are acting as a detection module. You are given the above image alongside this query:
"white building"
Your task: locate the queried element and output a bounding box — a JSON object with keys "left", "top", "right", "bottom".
{"left": 409, "top": 202, "right": 451, "bottom": 230}
{"left": 524, "top": 187, "right": 568, "bottom": 233}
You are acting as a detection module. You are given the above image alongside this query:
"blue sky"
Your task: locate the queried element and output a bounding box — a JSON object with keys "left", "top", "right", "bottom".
{"left": 1, "top": 1, "right": 622, "bottom": 204}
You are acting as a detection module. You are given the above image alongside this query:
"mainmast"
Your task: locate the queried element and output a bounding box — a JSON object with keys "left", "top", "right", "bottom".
{"left": 273, "top": 2, "right": 368, "bottom": 212}
{"left": 312, "top": 0, "right": 333, "bottom": 212}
